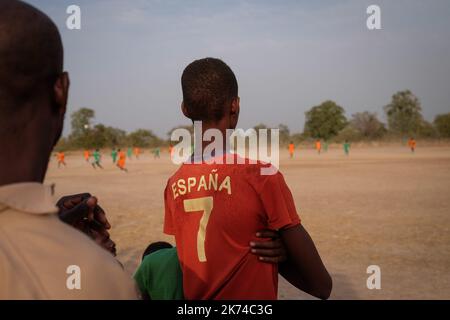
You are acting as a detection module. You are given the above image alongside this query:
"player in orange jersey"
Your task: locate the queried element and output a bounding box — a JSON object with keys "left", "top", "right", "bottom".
{"left": 315, "top": 139, "right": 321, "bottom": 154}
{"left": 83, "top": 150, "right": 90, "bottom": 162}
{"left": 164, "top": 58, "right": 331, "bottom": 300}
{"left": 134, "top": 147, "right": 140, "bottom": 159}
{"left": 56, "top": 152, "right": 66, "bottom": 168}
{"left": 288, "top": 141, "right": 295, "bottom": 159}
{"left": 116, "top": 149, "right": 128, "bottom": 172}
{"left": 169, "top": 144, "right": 175, "bottom": 160}
{"left": 408, "top": 137, "right": 416, "bottom": 153}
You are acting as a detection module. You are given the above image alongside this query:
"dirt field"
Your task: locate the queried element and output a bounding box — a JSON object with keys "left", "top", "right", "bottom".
{"left": 45, "top": 145, "right": 450, "bottom": 299}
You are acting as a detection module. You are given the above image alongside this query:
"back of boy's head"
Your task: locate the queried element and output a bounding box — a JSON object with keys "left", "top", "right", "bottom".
{"left": 181, "top": 57, "right": 238, "bottom": 123}
{"left": 142, "top": 241, "right": 173, "bottom": 261}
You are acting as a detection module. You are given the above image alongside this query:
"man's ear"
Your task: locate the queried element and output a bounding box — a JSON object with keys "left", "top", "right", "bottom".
{"left": 51, "top": 72, "right": 69, "bottom": 146}
{"left": 53, "top": 72, "right": 70, "bottom": 116}
{"left": 231, "top": 97, "right": 240, "bottom": 117}
{"left": 181, "top": 101, "right": 190, "bottom": 118}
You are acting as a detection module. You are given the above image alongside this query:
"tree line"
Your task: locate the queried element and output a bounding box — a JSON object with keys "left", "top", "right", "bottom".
{"left": 299, "top": 90, "right": 449, "bottom": 144}
{"left": 57, "top": 90, "right": 450, "bottom": 150}
{"left": 57, "top": 108, "right": 164, "bottom": 150}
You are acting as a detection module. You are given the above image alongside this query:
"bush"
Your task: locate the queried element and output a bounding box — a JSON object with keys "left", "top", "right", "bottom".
{"left": 417, "top": 120, "right": 438, "bottom": 139}
{"left": 434, "top": 113, "right": 450, "bottom": 138}
{"left": 334, "top": 125, "right": 363, "bottom": 143}
{"left": 351, "top": 112, "right": 387, "bottom": 139}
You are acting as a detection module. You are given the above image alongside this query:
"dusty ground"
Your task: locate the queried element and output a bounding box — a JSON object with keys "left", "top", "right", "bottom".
{"left": 45, "top": 145, "right": 450, "bottom": 299}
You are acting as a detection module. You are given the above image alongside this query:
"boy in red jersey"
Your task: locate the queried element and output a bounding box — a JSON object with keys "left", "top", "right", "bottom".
{"left": 164, "top": 58, "right": 332, "bottom": 300}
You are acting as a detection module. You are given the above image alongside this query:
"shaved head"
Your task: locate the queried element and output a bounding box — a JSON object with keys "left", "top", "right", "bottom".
{"left": 0, "top": 0, "right": 69, "bottom": 185}
{"left": 0, "top": 0, "right": 63, "bottom": 125}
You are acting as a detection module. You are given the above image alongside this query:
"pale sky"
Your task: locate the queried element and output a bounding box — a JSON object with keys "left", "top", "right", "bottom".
{"left": 28, "top": 0, "right": 450, "bottom": 138}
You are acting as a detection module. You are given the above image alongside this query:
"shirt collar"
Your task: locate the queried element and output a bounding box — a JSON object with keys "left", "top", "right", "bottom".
{"left": 0, "top": 182, "right": 58, "bottom": 215}
{"left": 187, "top": 148, "right": 235, "bottom": 164}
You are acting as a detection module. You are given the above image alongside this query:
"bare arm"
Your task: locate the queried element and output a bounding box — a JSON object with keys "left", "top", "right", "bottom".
{"left": 279, "top": 224, "right": 332, "bottom": 300}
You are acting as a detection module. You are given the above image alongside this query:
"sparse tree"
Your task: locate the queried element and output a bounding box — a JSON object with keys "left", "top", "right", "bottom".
{"left": 128, "top": 129, "right": 161, "bottom": 148}
{"left": 434, "top": 113, "right": 450, "bottom": 138}
{"left": 290, "top": 132, "right": 306, "bottom": 144}
{"left": 103, "top": 126, "right": 127, "bottom": 147}
{"left": 70, "top": 108, "right": 95, "bottom": 139}
{"left": 278, "top": 124, "right": 291, "bottom": 145}
{"left": 304, "top": 100, "right": 347, "bottom": 140}
{"left": 384, "top": 90, "right": 423, "bottom": 135}
{"left": 335, "top": 125, "right": 361, "bottom": 143}
{"left": 351, "top": 111, "right": 386, "bottom": 139}
{"left": 416, "top": 120, "right": 437, "bottom": 138}
{"left": 89, "top": 124, "right": 128, "bottom": 148}
{"left": 68, "top": 108, "right": 96, "bottom": 149}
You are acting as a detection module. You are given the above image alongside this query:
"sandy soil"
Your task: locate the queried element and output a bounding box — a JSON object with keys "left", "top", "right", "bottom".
{"left": 45, "top": 145, "right": 450, "bottom": 299}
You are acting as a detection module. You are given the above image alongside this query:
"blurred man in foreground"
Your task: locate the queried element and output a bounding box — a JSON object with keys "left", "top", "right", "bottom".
{"left": 0, "top": 0, "right": 137, "bottom": 299}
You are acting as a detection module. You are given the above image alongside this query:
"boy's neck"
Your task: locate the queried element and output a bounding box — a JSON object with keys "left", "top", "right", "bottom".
{"left": 193, "top": 120, "right": 231, "bottom": 159}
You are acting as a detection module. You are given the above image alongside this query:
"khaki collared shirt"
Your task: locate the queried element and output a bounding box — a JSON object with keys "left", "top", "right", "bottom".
{"left": 0, "top": 183, "right": 138, "bottom": 299}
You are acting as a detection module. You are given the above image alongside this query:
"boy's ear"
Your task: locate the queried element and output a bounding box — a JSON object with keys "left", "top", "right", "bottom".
{"left": 181, "top": 101, "right": 190, "bottom": 118}
{"left": 230, "top": 97, "right": 240, "bottom": 117}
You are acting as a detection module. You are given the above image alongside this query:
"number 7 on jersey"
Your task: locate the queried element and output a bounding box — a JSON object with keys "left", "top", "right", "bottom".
{"left": 183, "top": 196, "right": 214, "bottom": 262}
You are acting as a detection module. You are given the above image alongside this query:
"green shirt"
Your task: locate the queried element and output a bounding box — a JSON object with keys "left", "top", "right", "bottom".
{"left": 93, "top": 151, "right": 101, "bottom": 162}
{"left": 343, "top": 143, "right": 350, "bottom": 152}
{"left": 133, "top": 247, "right": 184, "bottom": 300}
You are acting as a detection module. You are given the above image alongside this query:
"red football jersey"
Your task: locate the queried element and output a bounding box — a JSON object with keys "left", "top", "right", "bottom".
{"left": 164, "top": 154, "right": 301, "bottom": 300}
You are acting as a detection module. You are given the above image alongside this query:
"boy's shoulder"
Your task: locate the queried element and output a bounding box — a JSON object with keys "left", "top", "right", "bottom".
{"left": 136, "top": 248, "right": 180, "bottom": 283}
